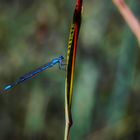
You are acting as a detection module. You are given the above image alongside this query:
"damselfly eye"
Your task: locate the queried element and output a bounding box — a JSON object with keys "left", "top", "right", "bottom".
{"left": 60, "top": 56, "right": 64, "bottom": 60}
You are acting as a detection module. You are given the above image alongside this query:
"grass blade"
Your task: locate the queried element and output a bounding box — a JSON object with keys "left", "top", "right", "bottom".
{"left": 64, "top": 0, "right": 83, "bottom": 140}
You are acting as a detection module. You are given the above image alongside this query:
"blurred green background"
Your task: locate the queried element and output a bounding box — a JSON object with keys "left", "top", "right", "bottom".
{"left": 0, "top": 0, "right": 140, "bottom": 140}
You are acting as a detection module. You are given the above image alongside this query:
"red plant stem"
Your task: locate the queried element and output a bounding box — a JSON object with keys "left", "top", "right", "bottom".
{"left": 113, "top": 0, "right": 140, "bottom": 44}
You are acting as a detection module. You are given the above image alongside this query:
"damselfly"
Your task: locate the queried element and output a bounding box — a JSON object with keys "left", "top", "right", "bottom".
{"left": 0, "top": 56, "right": 64, "bottom": 93}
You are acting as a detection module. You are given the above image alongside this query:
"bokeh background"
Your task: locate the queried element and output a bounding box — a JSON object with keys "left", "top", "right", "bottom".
{"left": 0, "top": 0, "right": 140, "bottom": 140}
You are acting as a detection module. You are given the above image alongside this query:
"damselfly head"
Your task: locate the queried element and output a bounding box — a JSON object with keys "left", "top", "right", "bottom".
{"left": 59, "top": 56, "right": 64, "bottom": 60}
